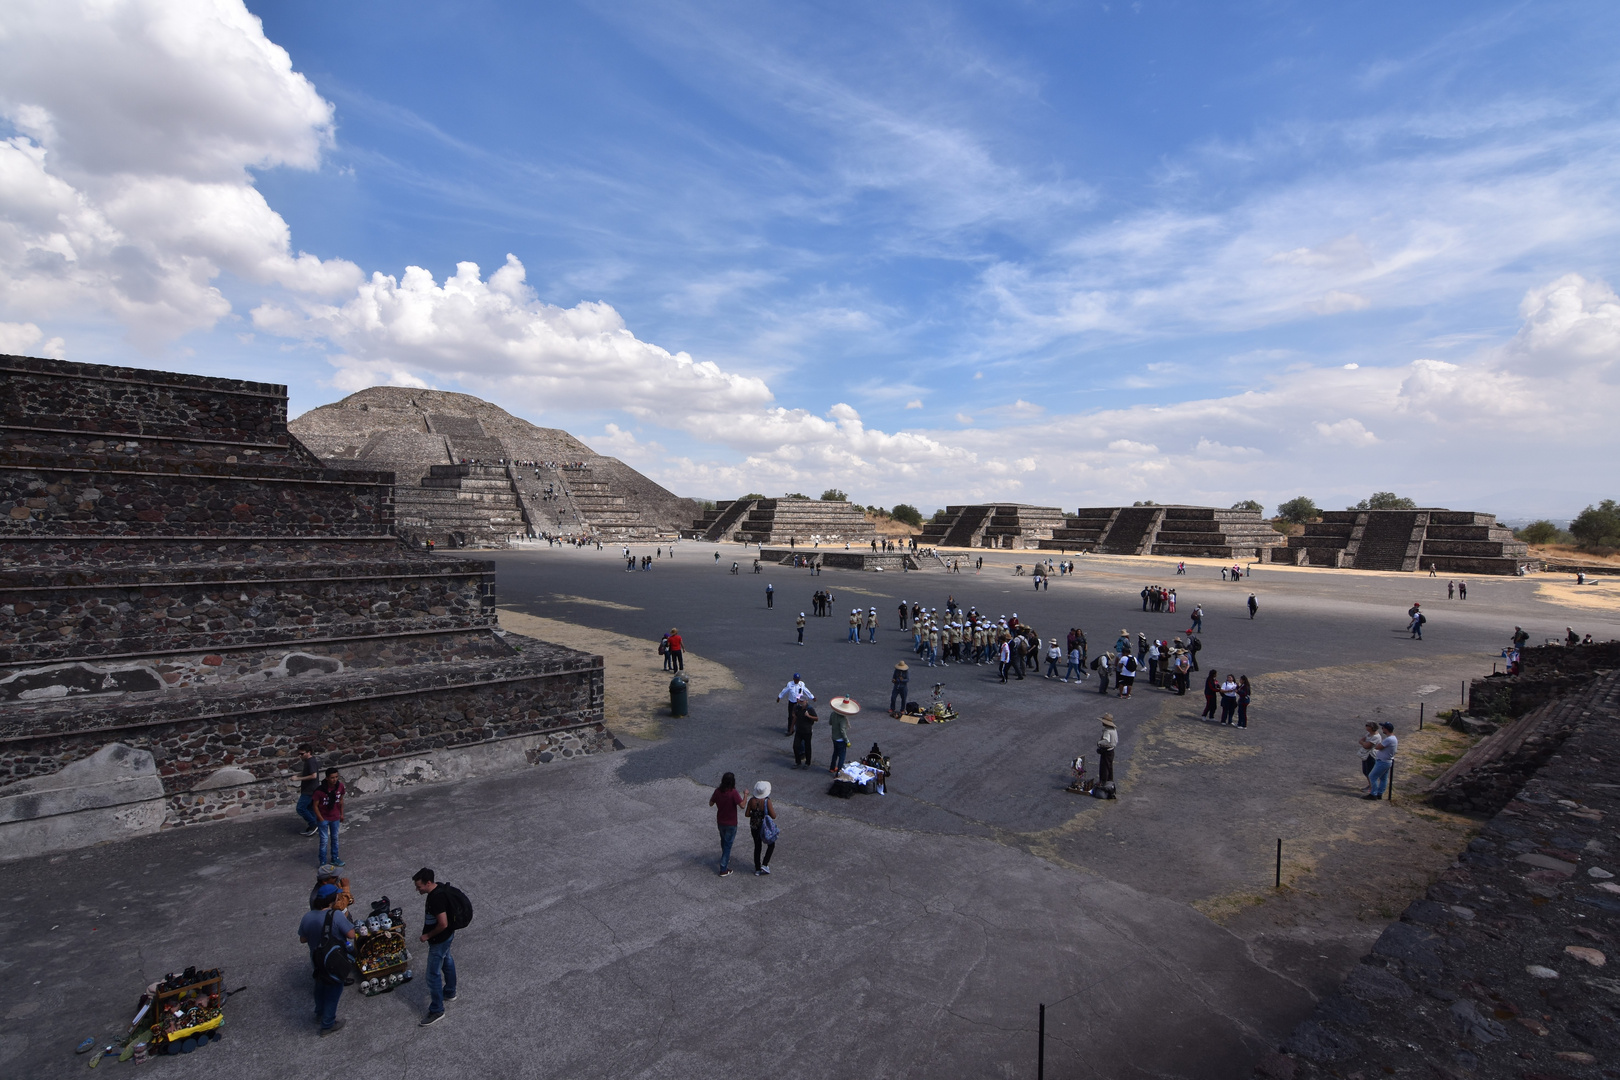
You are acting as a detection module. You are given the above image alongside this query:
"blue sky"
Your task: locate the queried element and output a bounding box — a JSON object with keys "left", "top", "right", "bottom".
{"left": 2, "top": 0, "right": 1618, "bottom": 515}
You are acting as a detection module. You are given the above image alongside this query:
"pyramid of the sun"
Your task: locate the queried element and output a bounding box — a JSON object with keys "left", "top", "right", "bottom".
{"left": 290, "top": 387, "right": 697, "bottom": 544}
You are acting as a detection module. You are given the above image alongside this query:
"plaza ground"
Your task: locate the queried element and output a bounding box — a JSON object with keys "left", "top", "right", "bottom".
{"left": 5, "top": 545, "right": 1617, "bottom": 1078}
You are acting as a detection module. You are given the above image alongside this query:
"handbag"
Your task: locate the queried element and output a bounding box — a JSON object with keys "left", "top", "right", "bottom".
{"left": 759, "top": 798, "right": 780, "bottom": 844}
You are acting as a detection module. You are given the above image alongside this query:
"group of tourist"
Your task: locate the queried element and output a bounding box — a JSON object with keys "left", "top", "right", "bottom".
{"left": 808, "top": 589, "right": 839, "bottom": 616}
{"left": 1139, "top": 585, "right": 1177, "bottom": 612}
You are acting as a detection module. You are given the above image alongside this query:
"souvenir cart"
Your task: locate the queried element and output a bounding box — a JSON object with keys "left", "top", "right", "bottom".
{"left": 146, "top": 966, "right": 226, "bottom": 1056}
{"left": 900, "top": 683, "right": 956, "bottom": 724}
{"left": 355, "top": 898, "right": 414, "bottom": 997}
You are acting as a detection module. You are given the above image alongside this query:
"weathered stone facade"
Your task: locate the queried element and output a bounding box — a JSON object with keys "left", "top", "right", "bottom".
{"left": 919, "top": 504, "right": 1068, "bottom": 549}
{"left": 1266, "top": 509, "right": 1530, "bottom": 574}
{"left": 1027, "top": 505, "right": 1286, "bottom": 558}
{"left": 0, "top": 355, "right": 607, "bottom": 859}
{"left": 685, "top": 498, "right": 877, "bottom": 545}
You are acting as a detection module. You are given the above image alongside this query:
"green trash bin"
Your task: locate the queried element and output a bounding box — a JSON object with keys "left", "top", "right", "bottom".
{"left": 669, "top": 674, "right": 689, "bottom": 718}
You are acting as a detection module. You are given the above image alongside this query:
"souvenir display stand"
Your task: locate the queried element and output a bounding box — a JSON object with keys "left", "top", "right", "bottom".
{"left": 146, "top": 967, "right": 226, "bottom": 1057}
{"left": 355, "top": 900, "right": 414, "bottom": 997}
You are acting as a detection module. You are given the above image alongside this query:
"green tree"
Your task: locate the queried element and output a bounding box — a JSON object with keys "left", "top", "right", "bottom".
{"left": 1570, "top": 500, "right": 1620, "bottom": 550}
{"left": 1515, "top": 520, "right": 1561, "bottom": 546}
{"left": 1230, "top": 499, "right": 1263, "bottom": 514}
{"left": 783, "top": 492, "right": 810, "bottom": 500}
{"left": 890, "top": 503, "right": 923, "bottom": 527}
{"left": 740, "top": 493, "right": 766, "bottom": 502}
{"left": 1275, "top": 496, "right": 1319, "bottom": 524}
{"left": 1350, "top": 492, "right": 1417, "bottom": 511}
{"left": 820, "top": 488, "right": 848, "bottom": 502}
{"left": 1132, "top": 500, "right": 1157, "bottom": 507}
{"left": 931, "top": 508, "right": 953, "bottom": 524}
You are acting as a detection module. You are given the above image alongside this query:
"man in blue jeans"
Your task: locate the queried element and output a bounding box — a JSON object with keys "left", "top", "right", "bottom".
{"left": 1365, "top": 722, "right": 1398, "bottom": 800}
{"left": 298, "top": 883, "right": 354, "bottom": 1037}
{"left": 312, "top": 769, "right": 345, "bottom": 867}
{"left": 414, "top": 868, "right": 459, "bottom": 1026}
{"left": 292, "top": 746, "right": 320, "bottom": 836}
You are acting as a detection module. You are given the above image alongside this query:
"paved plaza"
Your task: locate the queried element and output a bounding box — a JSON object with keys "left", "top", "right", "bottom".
{"left": 7, "top": 545, "right": 1617, "bottom": 1079}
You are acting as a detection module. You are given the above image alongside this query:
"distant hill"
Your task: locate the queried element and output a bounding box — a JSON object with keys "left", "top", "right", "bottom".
{"left": 291, "top": 386, "right": 697, "bottom": 541}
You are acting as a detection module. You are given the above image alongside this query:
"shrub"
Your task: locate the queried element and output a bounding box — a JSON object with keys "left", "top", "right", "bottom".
{"left": 1230, "top": 499, "right": 1263, "bottom": 514}
{"left": 1349, "top": 492, "right": 1417, "bottom": 511}
{"left": 1570, "top": 500, "right": 1620, "bottom": 550}
{"left": 1514, "top": 520, "right": 1561, "bottom": 546}
{"left": 890, "top": 503, "right": 923, "bottom": 527}
{"left": 1275, "top": 496, "right": 1319, "bottom": 524}
{"left": 820, "top": 489, "right": 848, "bottom": 502}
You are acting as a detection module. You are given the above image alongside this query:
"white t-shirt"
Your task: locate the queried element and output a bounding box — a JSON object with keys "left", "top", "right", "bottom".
{"left": 1376, "top": 734, "right": 1398, "bottom": 762}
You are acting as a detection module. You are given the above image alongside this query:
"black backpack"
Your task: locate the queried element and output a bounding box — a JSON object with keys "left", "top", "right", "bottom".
{"left": 315, "top": 910, "right": 357, "bottom": 984}
{"left": 440, "top": 883, "right": 474, "bottom": 931}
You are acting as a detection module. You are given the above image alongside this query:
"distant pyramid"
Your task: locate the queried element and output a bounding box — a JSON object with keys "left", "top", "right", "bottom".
{"left": 291, "top": 387, "right": 696, "bottom": 543}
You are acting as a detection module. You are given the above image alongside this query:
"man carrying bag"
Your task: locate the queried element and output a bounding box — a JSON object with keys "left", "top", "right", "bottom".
{"left": 414, "top": 868, "right": 473, "bottom": 1027}
{"left": 298, "top": 883, "right": 356, "bottom": 1037}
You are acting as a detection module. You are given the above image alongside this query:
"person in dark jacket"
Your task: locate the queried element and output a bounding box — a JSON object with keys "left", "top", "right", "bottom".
{"left": 1201, "top": 670, "right": 1219, "bottom": 719}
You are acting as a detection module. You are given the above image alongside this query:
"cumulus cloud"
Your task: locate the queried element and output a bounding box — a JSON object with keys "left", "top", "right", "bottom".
{"left": 0, "top": 320, "right": 63, "bottom": 357}
{"left": 1313, "top": 418, "right": 1379, "bottom": 445}
{"left": 0, "top": 0, "right": 360, "bottom": 345}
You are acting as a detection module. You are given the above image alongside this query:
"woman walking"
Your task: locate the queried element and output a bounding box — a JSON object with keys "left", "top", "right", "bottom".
{"left": 708, "top": 772, "right": 745, "bottom": 877}
{"left": 1236, "top": 676, "right": 1251, "bottom": 728}
{"left": 746, "top": 781, "right": 777, "bottom": 875}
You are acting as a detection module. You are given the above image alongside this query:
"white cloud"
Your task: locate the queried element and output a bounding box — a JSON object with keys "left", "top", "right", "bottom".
{"left": 904, "top": 399, "right": 923, "bottom": 409}
{"left": 1307, "top": 290, "right": 1371, "bottom": 314}
{"left": 1107, "top": 439, "right": 1159, "bottom": 454}
{"left": 0, "top": 0, "right": 360, "bottom": 344}
{"left": 0, "top": 320, "right": 63, "bottom": 357}
{"left": 1313, "top": 418, "right": 1380, "bottom": 445}
{"left": 955, "top": 412, "right": 973, "bottom": 425}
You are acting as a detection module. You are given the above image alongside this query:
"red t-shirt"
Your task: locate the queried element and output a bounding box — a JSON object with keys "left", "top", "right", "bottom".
{"left": 709, "top": 786, "right": 744, "bottom": 827}
{"left": 669, "top": 634, "right": 684, "bottom": 652}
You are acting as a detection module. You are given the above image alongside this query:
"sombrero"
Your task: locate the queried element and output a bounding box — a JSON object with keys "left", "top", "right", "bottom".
{"left": 830, "top": 696, "right": 861, "bottom": 715}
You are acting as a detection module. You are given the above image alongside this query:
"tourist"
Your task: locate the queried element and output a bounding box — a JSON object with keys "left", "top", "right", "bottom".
{"left": 998, "top": 636, "right": 1012, "bottom": 683}
{"left": 1065, "top": 643, "right": 1085, "bottom": 684}
{"left": 1459, "top": 581, "right": 1467, "bottom": 599}
{"left": 867, "top": 607, "right": 878, "bottom": 643}
{"left": 1116, "top": 651, "right": 1137, "bottom": 698}
{"left": 765, "top": 583, "right": 774, "bottom": 608}
{"left": 890, "top": 662, "right": 909, "bottom": 716}
{"left": 1045, "top": 638, "right": 1063, "bottom": 679}
{"left": 1188, "top": 633, "right": 1202, "bottom": 671}
{"left": 298, "top": 882, "right": 355, "bottom": 1037}
{"left": 1096, "top": 714, "right": 1118, "bottom": 799}
{"left": 1189, "top": 605, "right": 1204, "bottom": 634}
{"left": 413, "top": 868, "right": 467, "bottom": 1027}
{"left": 311, "top": 863, "right": 354, "bottom": 915}
{"left": 1366, "top": 723, "right": 1397, "bottom": 800}
{"left": 746, "top": 782, "right": 777, "bottom": 875}
{"left": 1447, "top": 580, "right": 1455, "bottom": 600}
{"left": 1201, "top": 670, "right": 1219, "bottom": 719}
{"left": 312, "top": 768, "right": 345, "bottom": 868}
{"left": 667, "top": 628, "right": 684, "bottom": 671}
{"left": 1146, "top": 639, "right": 1160, "bottom": 684}
{"left": 1357, "top": 722, "right": 1379, "bottom": 793}
{"left": 1171, "top": 646, "right": 1190, "bottom": 695}
{"left": 709, "top": 772, "right": 745, "bottom": 876}
{"left": 776, "top": 673, "right": 814, "bottom": 734}
{"left": 1236, "top": 676, "right": 1251, "bottom": 727}
{"left": 1167, "top": 588, "right": 1177, "bottom": 613}
{"left": 898, "top": 601, "right": 909, "bottom": 630}
{"left": 1114, "top": 629, "right": 1131, "bottom": 656}
{"left": 293, "top": 744, "right": 321, "bottom": 836}
{"left": 848, "top": 608, "right": 860, "bottom": 644}
{"left": 1247, "top": 593, "right": 1258, "bottom": 619}
{"left": 828, "top": 696, "right": 858, "bottom": 773}
{"left": 796, "top": 612, "right": 805, "bottom": 645}
{"left": 1409, "top": 608, "right": 1425, "bottom": 640}
{"left": 659, "top": 632, "right": 673, "bottom": 670}
{"left": 1219, "top": 675, "right": 1239, "bottom": 724}
{"left": 792, "top": 704, "right": 819, "bottom": 769}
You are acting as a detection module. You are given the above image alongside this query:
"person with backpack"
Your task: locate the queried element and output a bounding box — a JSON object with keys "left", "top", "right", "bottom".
{"left": 414, "top": 868, "right": 471, "bottom": 1027}
{"left": 298, "top": 882, "right": 356, "bottom": 1037}
{"left": 746, "top": 781, "right": 778, "bottom": 875}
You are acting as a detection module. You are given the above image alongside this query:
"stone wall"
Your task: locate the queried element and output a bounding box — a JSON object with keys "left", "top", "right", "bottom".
{"left": 0, "top": 355, "right": 610, "bottom": 859}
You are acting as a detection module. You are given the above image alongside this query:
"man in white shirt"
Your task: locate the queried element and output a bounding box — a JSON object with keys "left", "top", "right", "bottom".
{"left": 777, "top": 674, "right": 814, "bottom": 735}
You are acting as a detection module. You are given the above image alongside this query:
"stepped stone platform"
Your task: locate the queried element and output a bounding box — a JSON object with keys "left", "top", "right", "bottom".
{"left": 1267, "top": 509, "right": 1529, "bottom": 574}
{"left": 0, "top": 355, "right": 607, "bottom": 861}
{"left": 759, "top": 547, "right": 919, "bottom": 571}
{"left": 290, "top": 387, "right": 697, "bottom": 544}
{"left": 683, "top": 498, "right": 876, "bottom": 545}
{"left": 1032, "top": 505, "right": 1287, "bottom": 559}
{"left": 919, "top": 504, "right": 1067, "bottom": 549}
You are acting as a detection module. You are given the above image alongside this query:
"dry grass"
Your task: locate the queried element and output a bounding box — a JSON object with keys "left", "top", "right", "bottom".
{"left": 1529, "top": 543, "right": 1620, "bottom": 565}
{"left": 497, "top": 608, "right": 742, "bottom": 740}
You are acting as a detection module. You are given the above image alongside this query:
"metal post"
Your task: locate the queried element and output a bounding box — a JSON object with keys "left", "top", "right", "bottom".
{"left": 1275, "top": 838, "right": 1282, "bottom": 887}
{"left": 1038, "top": 1003, "right": 1045, "bottom": 1080}
{"left": 1387, "top": 761, "right": 1394, "bottom": 802}
{"left": 1419, "top": 702, "right": 1424, "bottom": 730}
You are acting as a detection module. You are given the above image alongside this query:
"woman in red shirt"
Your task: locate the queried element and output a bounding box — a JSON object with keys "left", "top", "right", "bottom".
{"left": 667, "top": 628, "right": 684, "bottom": 672}
{"left": 708, "top": 772, "right": 744, "bottom": 877}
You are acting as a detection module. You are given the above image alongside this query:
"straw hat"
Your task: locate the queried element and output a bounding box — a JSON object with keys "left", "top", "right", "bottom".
{"left": 894, "top": 661, "right": 909, "bottom": 671}
{"left": 1099, "top": 714, "right": 1117, "bottom": 728}
{"left": 754, "top": 781, "right": 771, "bottom": 798}
{"left": 830, "top": 696, "right": 861, "bottom": 715}
{"left": 1120, "top": 628, "right": 1129, "bottom": 635}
